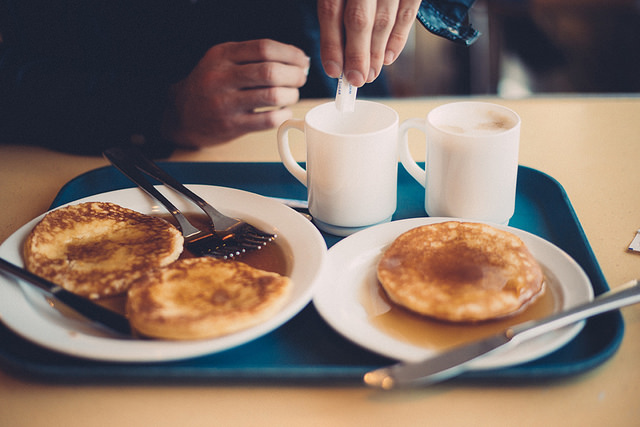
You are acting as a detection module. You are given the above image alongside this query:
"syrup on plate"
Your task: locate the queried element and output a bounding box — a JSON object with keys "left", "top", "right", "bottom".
{"left": 360, "top": 273, "right": 557, "bottom": 351}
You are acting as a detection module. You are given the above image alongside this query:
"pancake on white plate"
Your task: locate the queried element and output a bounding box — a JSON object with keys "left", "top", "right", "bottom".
{"left": 377, "top": 221, "right": 544, "bottom": 322}
{"left": 23, "top": 201, "right": 183, "bottom": 299}
{"left": 126, "top": 257, "right": 292, "bottom": 340}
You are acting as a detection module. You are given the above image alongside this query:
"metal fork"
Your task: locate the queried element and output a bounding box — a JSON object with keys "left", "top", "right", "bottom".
{"left": 103, "top": 147, "right": 275, "bottom": 258}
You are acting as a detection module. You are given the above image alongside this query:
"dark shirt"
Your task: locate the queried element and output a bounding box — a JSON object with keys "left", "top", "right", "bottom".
{"left": 0, "top": 0, "right": 477, "bottom": 157}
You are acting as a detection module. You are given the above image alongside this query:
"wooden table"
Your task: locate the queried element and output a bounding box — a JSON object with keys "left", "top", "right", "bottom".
{"left": 1, "top": 96, "right": 639, "bottom": 426}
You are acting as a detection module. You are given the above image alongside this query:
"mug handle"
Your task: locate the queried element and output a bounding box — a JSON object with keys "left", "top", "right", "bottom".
{"left": 277, "top": 119, "right": 307, "bottom": 186}
{"left": 398, "top": 118, "right": 427, "bottom": 187}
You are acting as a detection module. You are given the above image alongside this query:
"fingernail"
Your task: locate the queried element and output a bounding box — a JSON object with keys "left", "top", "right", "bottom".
{"left": 323, "top": 61, "right": 342, "bottom": 79}
{"left": 346, "top": 70, "right": 365, "bottom": 87}
{"left": 367, "top": 68, "right": 376, "bottom": 83}
{"left": 304, "top": 57, "right": 311, "bottom": 76}
{"left": 384, "top": 50, "right": 396, "bottom": 65}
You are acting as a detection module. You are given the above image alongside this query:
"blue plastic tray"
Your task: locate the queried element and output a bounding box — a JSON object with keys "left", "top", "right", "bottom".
{"left": 0, "top": 163, "right": 623, "bottom": 384}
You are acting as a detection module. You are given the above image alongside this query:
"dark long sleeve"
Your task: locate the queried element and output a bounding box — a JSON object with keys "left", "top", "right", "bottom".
{"left": 0, "top": 0, "right": 194, "bottom": 157}
{"left": 0, "top": 0, "right": 478, "bottom": 157}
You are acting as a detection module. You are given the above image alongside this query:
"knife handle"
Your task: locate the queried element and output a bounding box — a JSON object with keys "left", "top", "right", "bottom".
{"left": 103, "top": 147, "right": 203, "bottom": 237}
{"left": 0, "top": 258, "right": 131, "bottom": 336}
{"left": 104, "top": 147, "right": 231, "bottom": 228}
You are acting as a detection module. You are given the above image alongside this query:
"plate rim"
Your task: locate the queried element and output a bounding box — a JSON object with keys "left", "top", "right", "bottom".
{"left": 312, "top": 217, "right": 594, "bottom": 370}
{"left": 0, "top": 184, "right": 327, "bottom": 362}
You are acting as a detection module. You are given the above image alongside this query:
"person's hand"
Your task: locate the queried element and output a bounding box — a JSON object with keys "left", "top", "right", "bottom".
{"left": 162, "top": 39, "right": 310, "bottom": 148}
{"left": 317, "top": 0, "right": 421, "bottom": 87}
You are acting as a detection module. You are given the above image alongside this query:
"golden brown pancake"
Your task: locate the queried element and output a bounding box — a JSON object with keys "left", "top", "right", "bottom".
{"left": 377, "top": 221, "right": 544, "bottom": 322}
{"left": 126, "top": 257, "right": 292, "bottom": 340}
{"left": 23, "top": 202, "right": 183, "bottom": 299}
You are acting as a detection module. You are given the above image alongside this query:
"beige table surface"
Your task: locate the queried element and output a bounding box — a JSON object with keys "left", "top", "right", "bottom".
{"left": 1, "top": 96, "right": 639, "bottom": 426}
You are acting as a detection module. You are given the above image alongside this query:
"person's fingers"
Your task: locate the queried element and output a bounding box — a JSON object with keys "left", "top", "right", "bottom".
{"left": 236, "top": 107, "right": 294, "bottom": 134}
{"left": 317, "top": 0, "right": 345, "bottom": 78}
{"left": 205, "top": 106, "right": 295, "bottom": 143}
{"left": 235, "top": 87, "right": 301, "bottom": 112}
{"left": 165, "top": 39, "right": 307, "bottom": 149}
{"left": 384, "top": 0, "right": 420, "bottom": 65}
{"left": 233, "top": 62, "right": 308, "bottom": 90}
{"left": 368, "top": 0, "right": 399, "bottom": 82}
{"left": 204, "top": 86, "right": 300, "bottom": 116}
{"left": 317, "top": 0, "right": 420, "bottom": 84}
{"left": 168, "top": 96, "right": 296, "bottom": 148}
{"left": 217, "top": 39, "right": 311, "bottom": 68}
{"left": 195, "top": 41, "right": 309, "bottom": 93}
{"left": 342, "top": 0, "right": 376, "bottom": 87}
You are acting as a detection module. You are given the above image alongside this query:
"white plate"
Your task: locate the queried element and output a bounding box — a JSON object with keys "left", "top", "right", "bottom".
{"left": 313, "top": 217, "right": 593, "bottom": 370}
{"left": 0, "top": 185, "right": 327, "bottom": 362}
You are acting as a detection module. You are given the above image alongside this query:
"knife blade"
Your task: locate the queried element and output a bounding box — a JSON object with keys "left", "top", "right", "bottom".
{"left": 364, "top": 279, "right": 640, "bottom": 389}
{"left": 0, "top": 258, "right": 131, "bottom": 336}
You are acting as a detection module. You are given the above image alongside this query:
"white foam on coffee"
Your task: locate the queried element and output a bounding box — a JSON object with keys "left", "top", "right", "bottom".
{"left": 432, "top": 106, "right": 518, "bottom": 136}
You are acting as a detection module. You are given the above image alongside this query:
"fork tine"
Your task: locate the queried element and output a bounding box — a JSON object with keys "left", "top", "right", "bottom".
{"left": 237, "top": 242, "right": 268, "bottom": 250}
{"left": 211, "top": 251, "right": 242, "bottom": 259}
{"left": 228, "top": 238, "right": 265, "bottom": 251}
{"left": 240, "top": 235, "right": 272, "bottom": 245}
{"left": 209, "top": 243, "right": 245, "bottom": 258}
{"left": 243, "top": 229, "right": 276, "bottom": 241}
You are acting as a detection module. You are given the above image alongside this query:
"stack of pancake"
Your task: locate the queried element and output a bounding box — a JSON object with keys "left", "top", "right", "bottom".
{"left": 23, "top": 201, "right": 291, "bottom": 340}
{"left": 377, "top": 221, "right": 544, "bottom": 323}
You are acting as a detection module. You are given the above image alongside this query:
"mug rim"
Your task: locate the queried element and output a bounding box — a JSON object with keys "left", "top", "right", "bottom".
{"left": 305, "top": 100, "right": 399, "bottom": 137}
{"left": 427, "top": 101, "right": 521, "bottom": 138}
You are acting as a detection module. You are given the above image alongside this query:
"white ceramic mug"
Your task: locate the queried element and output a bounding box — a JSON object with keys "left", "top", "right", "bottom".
{"left": 277, "top": 100, "right": 399, "bottom": 236}
{"left": 399, "top": 101, "right": 521, "bottom": 224}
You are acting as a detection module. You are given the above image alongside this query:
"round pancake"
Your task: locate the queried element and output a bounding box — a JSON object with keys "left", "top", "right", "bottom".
{"left": 23, "top": 202, "right": 183, "bottom": 299}
{"left": 126, "top": 257, "right": 292, "bottom": 340}
{"left": 377, "top": 221, "right": 544, "bottom": 322}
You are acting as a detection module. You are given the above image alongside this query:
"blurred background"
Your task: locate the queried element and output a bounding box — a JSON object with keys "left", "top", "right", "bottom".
{"left": 385, "top": 0, "right": 640, "bottom": 97}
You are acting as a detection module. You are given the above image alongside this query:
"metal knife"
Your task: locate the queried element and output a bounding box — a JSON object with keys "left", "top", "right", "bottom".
{"left": 0, "top": 258, "right": 132, "bottom": 335}
{"left": 364, "top": 279, "right": 640, "bottom": 389}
